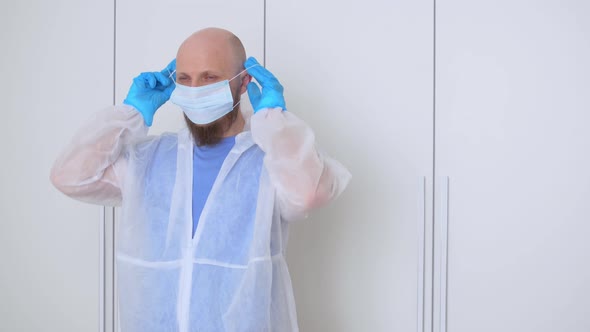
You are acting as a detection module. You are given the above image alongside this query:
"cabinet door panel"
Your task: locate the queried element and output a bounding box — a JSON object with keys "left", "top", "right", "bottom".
{"left": 0, "top": 1, "right": 114, "bottom": 331}
{"left": 267, "top": 1, "right": 434, "bottom": 331}
{"left": 436, "top": 1, "right": 590, "bottom": 331}
{"left": 114, "top": 0, "right": 264, "bottom": 330}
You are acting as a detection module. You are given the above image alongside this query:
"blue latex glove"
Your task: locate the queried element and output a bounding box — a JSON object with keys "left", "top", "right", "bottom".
{"left": 245, "top": 57, "right": 286, "bottom": 113}
{"left": 123, "top": 59, "right": 176, "bottom": 126}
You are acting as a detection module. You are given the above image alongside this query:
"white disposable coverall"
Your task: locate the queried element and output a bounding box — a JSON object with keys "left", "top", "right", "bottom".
{"left": 50, "top": 105, "right": 351, "bottom": 332}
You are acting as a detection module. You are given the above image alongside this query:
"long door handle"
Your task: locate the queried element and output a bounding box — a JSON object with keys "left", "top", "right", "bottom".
{"left": 417, "top": 176, "right": 426, "bottom": 332}
{"left": 99, "top": 207, "right": 105, "bottom": 332}
{"left": 437, "top": 177, "right": 449, "bottom": 332}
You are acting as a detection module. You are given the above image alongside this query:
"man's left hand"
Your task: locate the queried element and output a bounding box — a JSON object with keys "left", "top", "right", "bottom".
{"left": 245, "top": 57, "right": 286, "bottom": 113}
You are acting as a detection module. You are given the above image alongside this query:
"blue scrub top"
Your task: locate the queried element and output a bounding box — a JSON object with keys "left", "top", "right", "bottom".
{"left": 192, "top": 136, "right": 236, "bottom": 237}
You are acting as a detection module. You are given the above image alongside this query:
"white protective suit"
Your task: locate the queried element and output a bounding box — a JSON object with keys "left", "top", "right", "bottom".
{"left": 50, "top": 104, "right": 351, "bottom": 332}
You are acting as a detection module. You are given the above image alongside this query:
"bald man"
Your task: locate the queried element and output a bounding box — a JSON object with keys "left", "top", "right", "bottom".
{"left": 51, "top": 28, "right": 350, "bottom": 332}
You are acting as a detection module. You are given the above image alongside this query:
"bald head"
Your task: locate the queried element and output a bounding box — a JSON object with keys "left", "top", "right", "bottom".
{"left": 175, "top": 28, "right": 247, "bottom": 87}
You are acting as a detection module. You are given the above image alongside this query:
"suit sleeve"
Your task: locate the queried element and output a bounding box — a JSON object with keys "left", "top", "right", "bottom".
{"left": 250, "top": 107, "right": 351, "bottom": 221}
{"left": 50, "top": 104, "right": 148, "bottom": 206}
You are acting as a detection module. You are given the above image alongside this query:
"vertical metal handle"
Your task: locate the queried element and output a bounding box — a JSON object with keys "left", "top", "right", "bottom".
{"left": 438, "top": 177, "right": 449, "bottom": 332}
{"left": 100, "top": 207, "right": 116, "bottom": 332}
{"left": 99, "top": 207, "right": 105, "bottom": 332}
{"left": 417, "top": 177, "right": 426, "bottom": 332}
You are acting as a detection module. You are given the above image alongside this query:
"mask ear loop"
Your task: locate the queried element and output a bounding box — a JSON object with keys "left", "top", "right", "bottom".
{"left": 229, "top": 64, "right": 260, "bottom": 81}
{"left": 228, "top": 64, "right": 259, "bottom": 110}
{"left": 170, "top": 64, "right": 257, "bottom": 84}
{"left": 168, "top": 69, "right": 176, "bottom": 84}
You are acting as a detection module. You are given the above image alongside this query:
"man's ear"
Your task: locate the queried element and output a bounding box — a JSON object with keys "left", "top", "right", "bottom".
{"left": 240, "top": 74, "right": 252, "bottom": 94}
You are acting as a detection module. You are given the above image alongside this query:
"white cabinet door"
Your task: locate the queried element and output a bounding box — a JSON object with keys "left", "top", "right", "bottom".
{"left": 0, "top": 1, "right": 114, "bottom": 331}
{"left": 436, "top": 1, "right": 590, "bottom": 331}
{"left": 267, "top": 1, "right": 435, "bottom": 331}
{"left": 114, "top": 0, "right": 264, "bottom": 330}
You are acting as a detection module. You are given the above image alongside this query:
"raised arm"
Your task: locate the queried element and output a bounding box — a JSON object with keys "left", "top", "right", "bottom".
{"left": 50, "top": 105, "right": 147, "bottom": 206}
{"left": 246, "top": 57, "right": 351, "bottom": 221}
{"left": 50, "top": 60, "right": 176, "bottom": 206}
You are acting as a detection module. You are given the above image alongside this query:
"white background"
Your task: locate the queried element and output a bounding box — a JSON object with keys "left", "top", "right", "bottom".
{"left": 0, "top": 1, "right": 112, "bottom": 330}
{"left": 1, "top": 0, "right": 588, "bottom": 331}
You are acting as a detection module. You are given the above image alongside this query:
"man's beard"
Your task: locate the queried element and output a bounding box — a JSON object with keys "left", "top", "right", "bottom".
{"left": 184, "top": 107, "right": 239, "bottom": 146}
{"left": 184, "top": 81, "right": 243, "bottom": 146}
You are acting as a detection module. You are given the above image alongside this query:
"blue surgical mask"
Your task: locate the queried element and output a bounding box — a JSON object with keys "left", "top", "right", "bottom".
{"left": 169, "top": 65, "right": 256, "bottom": 125}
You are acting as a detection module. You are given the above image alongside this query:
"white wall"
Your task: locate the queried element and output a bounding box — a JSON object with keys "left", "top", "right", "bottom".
{"left": 0, "top": 1, "right": 113, "bottom": 331}
{"left": 2, "top": 1, "right": 589, "bottom": 332}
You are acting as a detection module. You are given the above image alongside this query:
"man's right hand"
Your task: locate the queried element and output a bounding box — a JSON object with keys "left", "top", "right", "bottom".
{"left": 123, "top": 59, "right": 176, "bottom": 127}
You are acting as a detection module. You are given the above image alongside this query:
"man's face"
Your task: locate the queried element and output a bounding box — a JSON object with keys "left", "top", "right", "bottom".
{"left": 176, "top": 37, "right": 248, "bottom": 146}
{"left": 175, "top": 36, "right": 246, "bottom": 93}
